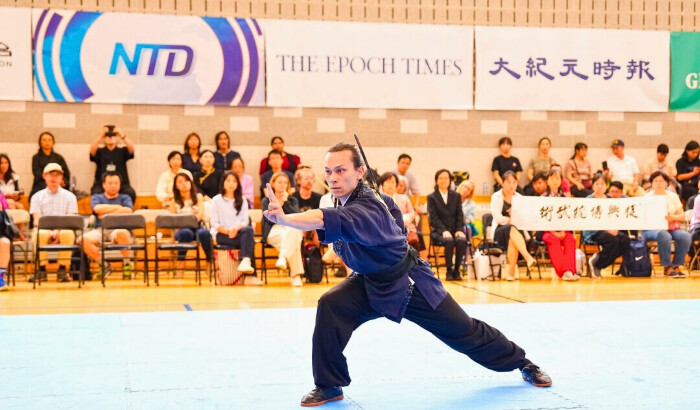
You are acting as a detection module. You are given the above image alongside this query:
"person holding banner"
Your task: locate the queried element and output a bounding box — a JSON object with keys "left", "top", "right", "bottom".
{"left": 541, "top": 168, "right": 579, "bottom": 281}
{"left": 263, "top": 143, "right": 552, "bottom": 407}
{"left": 642, "top": 171, "right": 691, "bottom": 278}
{"left": 490, "top": 171, "right": 537, "bottom": 281}
{"left": 583, "top": 173, "right": 631, "bottom": 278}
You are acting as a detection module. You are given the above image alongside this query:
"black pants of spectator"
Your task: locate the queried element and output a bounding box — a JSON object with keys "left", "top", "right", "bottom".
{"left": 215, "top": 228, "right": 255, "bottom": 261}
{"left": 570, "top": 185, "right": 593, "bottom": 198}
{"left": 592, "top": 231, "right": 630, "bottom": 269}
{"left": 681, "top": 183, "right": 699, "bottom": 203}
{"left": 91, "top": 184, "right": 136, "bottom": 203}
{"left": 312, "top": 274, "right": 531, "bottom": 387}
{"left": 430, "top": 232, "right": 467, "bottom": 272}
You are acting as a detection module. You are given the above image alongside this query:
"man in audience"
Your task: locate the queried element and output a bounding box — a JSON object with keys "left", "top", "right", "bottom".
{"left": 605, "top": 139, "right": 645, "bottom": 197}
{"left": 607, "top": 181, "right": 626, "bottom": 198}
{"left": 392, "top": 154, "right": 420, "bottom": 197}
{"left": 259, "top": 136, "right": 301, "bottom": 176}
{"left": 523, "top": 172, "right": 548, "bottom": 196}
{"left": 80, "top": 171, "right": 134, "bottom": 279}
{"left": 261, "top": 150, "right": 295, "bottom": 197}
{"left": 642, "top": 144, "right": 677, "bottom": 190}
{"left": 90, "top": 125, "right": 136, "bottom": 202}
{"left": 29, "top": 163, "right": 78, "bottom": 283}
{"left": 293, "top": 166, "right": 322, "bottom": 211}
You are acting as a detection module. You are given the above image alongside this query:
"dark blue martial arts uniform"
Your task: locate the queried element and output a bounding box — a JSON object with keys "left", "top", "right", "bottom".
{"left": 313, "top": 182, "right": 531, "bottom": 388}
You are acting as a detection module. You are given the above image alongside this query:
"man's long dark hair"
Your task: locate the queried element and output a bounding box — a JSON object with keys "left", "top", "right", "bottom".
{"left": 173, "top": 172, "right": 198, "bottom": 208}
{"left": 218, "top": 171, "right": 243, "bottom": 213}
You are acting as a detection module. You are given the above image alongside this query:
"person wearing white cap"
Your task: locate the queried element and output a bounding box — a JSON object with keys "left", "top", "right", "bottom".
{"left": 28, "top": 163, "right": 78, "bottom": 283}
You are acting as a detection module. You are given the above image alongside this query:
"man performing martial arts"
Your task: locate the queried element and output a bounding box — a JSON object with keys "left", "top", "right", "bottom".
{"left": 264, "top": 142, "right": 552, "bottom": 407}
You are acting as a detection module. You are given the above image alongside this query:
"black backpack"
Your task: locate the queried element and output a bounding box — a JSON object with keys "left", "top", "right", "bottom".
{"left": 302, "top": 244, "right": 324, "bottom": 283}
{"left": 623, "top": 239, "right": 651, "bottom": 277}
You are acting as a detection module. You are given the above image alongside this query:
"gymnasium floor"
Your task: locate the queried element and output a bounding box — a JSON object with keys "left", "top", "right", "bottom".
{"left": 2, "top": 271, "right": 699, "bottom": 409}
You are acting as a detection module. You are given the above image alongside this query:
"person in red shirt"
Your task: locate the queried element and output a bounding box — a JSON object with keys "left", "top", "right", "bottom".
{"left": 259, "top": 136, "right": 301, "bottom": 176}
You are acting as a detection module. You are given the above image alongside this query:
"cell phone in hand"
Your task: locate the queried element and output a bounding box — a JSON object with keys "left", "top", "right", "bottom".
{"left": 105, "top": 124, "right": 116, "bottom": 137}
{"left": 602, "top": 161, "right": 608, "bottom": 170}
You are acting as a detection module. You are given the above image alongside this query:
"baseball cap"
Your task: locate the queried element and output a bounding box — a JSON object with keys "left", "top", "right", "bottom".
{"left": 611, "top": 139, "right": 625, "bottom": 147}
{"left": 43, "top": 163, "right": 64, "bottom": 174}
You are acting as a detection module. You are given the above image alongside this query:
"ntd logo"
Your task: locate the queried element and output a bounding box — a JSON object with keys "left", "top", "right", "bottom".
{"left": 109, "top": 43, "right": 194, "bottom": 77}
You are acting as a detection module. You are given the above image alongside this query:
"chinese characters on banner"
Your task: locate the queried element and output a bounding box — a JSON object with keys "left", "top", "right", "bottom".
{"left": 510, "top": 196, "right": 668, "bottom": 231}
{"left": 475, "top": 26, "right": 669, "bottom": 112}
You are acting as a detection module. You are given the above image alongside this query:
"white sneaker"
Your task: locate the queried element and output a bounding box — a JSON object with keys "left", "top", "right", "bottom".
{"left": 561, "top": 271, "right": 576, "bottom": 281}
{"left": 243, "top": 275, "right": 263, "bottom": 286}
{"left": 238, "top": 257, "right": 254, "bottom": 274}
{"left": 292, "top": 275, "right": 303, "bottom": 287}
{"left": 275, "top": 256, "right": 288, "bottom": 271}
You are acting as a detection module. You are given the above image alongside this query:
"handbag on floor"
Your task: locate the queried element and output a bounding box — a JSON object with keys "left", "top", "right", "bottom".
{"left": 215, "top": 249, "right": 243, "bottom": 285}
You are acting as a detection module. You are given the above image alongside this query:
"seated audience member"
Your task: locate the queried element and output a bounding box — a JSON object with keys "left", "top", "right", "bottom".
{"left": 231, "top": 157, "right": 254, "bottom": 209}
{"left": 490, "top": 171, "right": 536, "bottom": 281}
{"left": 156, "top": 151, "right": 190, "bottom": 208}
{"left": 259, "top": 136, "right": 301, "bottom": 176}
{"left": 675, "top": 140, "right": 700, "bottom": 202}
{"left": 427, "top": 169, "right": 467, "bottom": 281}
{"left": 583, "top": 173, "right": 631, "bottom": 278}
{"left": 182, "top": 132, "right": 202, "bottom": 174}
{"left": 193, "top": 150, "right": 223, "bottom": 200}
{"left": 392, "top": 153, "right": 421, "bottom": 197}
{"left": 396, "top": 175, "right": 408, "bottom": 195}
{"left": 170, "top": 172, "right": 213, "bottom": 276}
{"left": 456, "top": 180, "right": 479, "bottom": 239}
{"left": 523, "top": 172, "right": 548, "bottom": 196}
{"left": 29, "top": 163, "right": 78, "bottom": 283}
{"left": 605, "top": 139, "right": 645, "bottom": 197}
{"left": 293, "top": 166, "right": 322, "bottom": 211}
{"left": 0, "top": 191, "right": 11, "bottom": 291}
{"left": 526, "top": 137, "right": 554, "bottom": 182}
{"left": 542, "top": 168, "right": 578, "bottom": 280}
{"left": 30, "top": 131, "right": 71, "bottom": 199}
{"left": 607, "top": 181, "right": 625, "bottom": 198}
{"left": 261, "top": 150, "right": 295, "bottom": 197}
{"left": 643, "top": 143, "right": 676, "bottom": 189}
{"left": 380, "top": 172, "right": 420, "bottom": 252}
{"left": 262, "top": 172, "right": 304, "bottom": 286}
{"left": 642, "top": 171, "right": 691, "bottom": 278}
{"left": 209, "top": 171, "right": 261, "bottom": 284}
{"left": 90, "top": 125, "right": 136, "bottom": 202}
{"left": 491, "top": 137, "right": 523, "bottom": 193}
{"left": 565, "top": 142, "right": 594, "bottom": 198}
{"left": 689, "top": 191, "right": 700, "bottom": 243}
{"left": 80, "top": 172, "right": 134, "bottom": 279}
{"left": 550, "top": 164, "right": 571, "bottom": 197}
{"left": 213, "top": 131, "right": 241, "bottom": 171}
{"left": 0, "top": 154, "right": 27, "bottom": 238}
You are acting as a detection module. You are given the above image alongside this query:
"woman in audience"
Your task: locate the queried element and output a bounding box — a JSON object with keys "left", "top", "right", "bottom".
{"left": 491, "top": 136, "right": 523, "bottom": 192}
{"left": 582, "top": 173, "right": 630, "bottom": 278}
{"left": 427, "top": 169, "right": 467, "bottom": 281}
{"left": 490, "top": 171, "right": 536, "bottom": 281}
{"left": 0, "top": 154, "right": 23, "bottom": 209}
{"left": 379, "top": 172, "right": 420, "bottom": 252}
{"left": 155, "top": 151, "right": 189, "bottom": 208}
{"left": 213, "top": 131, "right": 241, "bottom": 171}
{"left": 182, "top": 132, "right": 202, "bottom": 174}
{"left": 209, "top": 171, "right": 261, "bottom": 285}
{"left": 541, "top": 168, "right": 578, "bottom": 280}
{"left": 231, "top": 157, "right": 254, "bottom": 209}
{"left": 456, "top": 180, "right": 479, "bottom": 239}
{"left": 30, "top": 131, "right": 71, "bottom": 199}
{"left": 642, "top": 171, "right": 691, "bottom": 278}
{"left": 193, "top": 150, "right": 223, "bottom": 200}
{"left": 170, "top": 172, "right": 213, "bottom": 277}
{"left": 396, "top": 174, "right": 408, "bottom": 195}
{"left": 261, "top": 172, "right": 305, "bottom": 287}
{"left": 675, "top": 140, "right": 700, "bottom": 202}
{"left": 259, "top": 136, "right": 301, "bottom": 176}
{"left": 527, "top": 137, "right": 554, "bottom": 181}
{"left": 0, "top": 190, "right": 11, "bottom": 291}
{"left": 565, "top": 142, "right": 594, "bottom": 198}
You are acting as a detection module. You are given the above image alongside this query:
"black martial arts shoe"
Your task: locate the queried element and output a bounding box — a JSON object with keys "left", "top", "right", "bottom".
{"left": 521, "top": 364, "right": 552, "bottom": 387}
{"left": 300, "top": 386, "right": 344, "bottom": 407}
{"left": 445, "top": 269, "right": 462, "bottom": 281}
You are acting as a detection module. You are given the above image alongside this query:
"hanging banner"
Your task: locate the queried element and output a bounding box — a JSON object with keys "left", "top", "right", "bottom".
{"left": 264, "top": 19, "right": 472, "bottom": 109}
{"left": 0, "top": 7, "right": 32, "bottom": 101}
{"left": 475, "top": 26, "right": 669, "bottom": 112}
{"left": 510, "top": 196, "right": 668, "bottom": 231}
{"left": 670, "top": 32, "right": 700, "bottom": 111}
{"left": 32, "top": 9, "right": 264, "bottom": 106}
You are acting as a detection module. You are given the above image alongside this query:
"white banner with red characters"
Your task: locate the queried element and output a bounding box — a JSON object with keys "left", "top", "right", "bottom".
{"left": 475, "top": 26, "right": 669, "bottom": 112}
{"left": 511, "top": 196, "right": 668, "bottom": 231}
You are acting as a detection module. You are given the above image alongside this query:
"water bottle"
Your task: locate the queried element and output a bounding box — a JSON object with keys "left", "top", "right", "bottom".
{"left": 70, "top": 175, "right": 77, "bottom": 191}
{"left": 482, "top": 182, "right": 489, "bottom": 195}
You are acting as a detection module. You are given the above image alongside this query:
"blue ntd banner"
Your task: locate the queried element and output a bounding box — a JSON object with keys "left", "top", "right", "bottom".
{"left": 32, "top": 9, "right": 265, "bottom": 106}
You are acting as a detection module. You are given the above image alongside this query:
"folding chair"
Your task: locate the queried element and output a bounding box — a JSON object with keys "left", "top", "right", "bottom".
{"left": 7, "top": 209, "right": 31, "bottom": 285}
{"left": 33, "top": 215, "right": 85, "bottom": 288}
{"left": 100, "top": 214, "right": 149, "bottom": 286}
{"left": 154, "top": 214, "right": 202, "bottom": 285}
